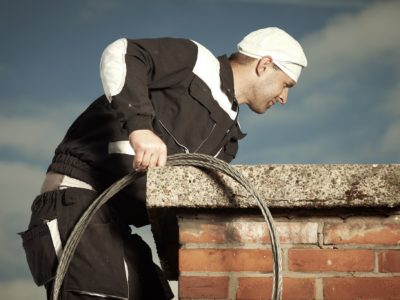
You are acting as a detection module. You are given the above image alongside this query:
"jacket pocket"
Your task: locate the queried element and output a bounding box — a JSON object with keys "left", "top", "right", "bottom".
{"left": 20, "top": 222, "right": 59, "bottom": 286}
{"left": 153, "top": 77, "right": 218, "bottom": 153}
{"left": 217, "top": 123, "right": 247, "bottom": 163}
{"left": 217, "top": 137, "right": 239, "bottom": 163}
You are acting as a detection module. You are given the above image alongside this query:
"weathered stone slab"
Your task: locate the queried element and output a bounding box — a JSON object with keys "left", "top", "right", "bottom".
{"left": 147, "top": 164, "right": 400, "bottom": 209}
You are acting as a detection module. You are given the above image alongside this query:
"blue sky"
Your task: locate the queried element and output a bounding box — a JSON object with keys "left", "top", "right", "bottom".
{"left": 0, "top": 0, "right": 399, "bottom": 299}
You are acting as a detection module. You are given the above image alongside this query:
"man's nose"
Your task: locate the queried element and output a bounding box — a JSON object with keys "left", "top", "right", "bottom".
{"left": 278, "top": 88, "right": 288, "bottom": 104}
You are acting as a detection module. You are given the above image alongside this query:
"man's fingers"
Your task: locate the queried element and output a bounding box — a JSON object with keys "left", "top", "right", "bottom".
{"left": 140, "top": 150, "right": 152, "bottom": 169}
{"left": 133, "top": 149, "right": 144, "bottom": 170}
{"left": 148, "top": 150, "right": 159, "bottom": 168}
{"left": 141, "top": 145, "right": 167, "bottom": 169}
{"left": 157, "top": 146, "right": 167, "bottom": 167}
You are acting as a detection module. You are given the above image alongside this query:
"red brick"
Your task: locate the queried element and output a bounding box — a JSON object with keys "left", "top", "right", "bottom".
{"left": 324, "top": 277, "right": 400, "bottom": 300}
{"left": 288, "top": 249, "right": 374, "bottom": 272}
{"left": 179, "top": 222, "right": 226, "bottom": 244}
{"left": 236, "top": 277, "right": 316, "bottom": 300}
{"left": 379, "top": 250, "right": 400, "bottom": 272}
{"left": 324, "top": 223, "right": 400, "bottom": 245}
{"left": 229, "top": 221, "right": 318, "bottom": 244}
{"left": 229, "top": 221, "right": 269, "bottom": 243}
{"left": 179, "top": 249, "right": 273, "bottom": 272}
{"left": 179, "top": 276, "right": 229, "bottom": 299}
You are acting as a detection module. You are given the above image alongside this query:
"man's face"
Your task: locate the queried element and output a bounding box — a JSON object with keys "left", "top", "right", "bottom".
{"left": 248, "top": 63, "right": 295, "bottom": 114}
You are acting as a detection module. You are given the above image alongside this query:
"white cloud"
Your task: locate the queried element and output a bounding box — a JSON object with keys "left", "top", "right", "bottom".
{"left": 301, "top": 1, "right": 400, "bottom": 85}
{"left": 0, "top": 279, "right": 45, "bottom": 300}
{"left": 0, "top": 162, "right": 45, "bottom": 219}
{"left": 298, "top": 1, "right": 400, "bottom": 162}
{"left": 0, "top": 162, "right": 45, "bottom": 278}
{"left": 0, "top": 102, "right": 84, "bottom": 161}
{"left": 0, "top": 116, "right": 62, "bottom": 160}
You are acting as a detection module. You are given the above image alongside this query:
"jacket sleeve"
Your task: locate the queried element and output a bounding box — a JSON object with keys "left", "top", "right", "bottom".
{"left": 100, "top": 38, "right": 198, "bottom": 133}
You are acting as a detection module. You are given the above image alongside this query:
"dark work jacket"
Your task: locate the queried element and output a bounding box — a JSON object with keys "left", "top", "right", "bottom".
{"left": 47, "top": 38, "right": 246, "bottom": 226}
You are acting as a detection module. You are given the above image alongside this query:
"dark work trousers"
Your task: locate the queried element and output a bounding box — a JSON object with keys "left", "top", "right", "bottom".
{"left": 20, "top": 187, "right": 173, "bottom": 300}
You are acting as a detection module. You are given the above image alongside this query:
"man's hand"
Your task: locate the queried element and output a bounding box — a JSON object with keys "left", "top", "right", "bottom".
{"left": 129, "top": 129, "right": 167, "bottom": 170}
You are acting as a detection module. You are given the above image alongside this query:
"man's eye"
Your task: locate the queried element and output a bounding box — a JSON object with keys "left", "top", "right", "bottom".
{"left": 285, "top": 83, "right": 293, "bottom": 88}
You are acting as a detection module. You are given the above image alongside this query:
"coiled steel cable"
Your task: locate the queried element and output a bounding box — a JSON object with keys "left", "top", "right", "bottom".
{"left": 51, "top": 153, "right": 282, "bottom": 300}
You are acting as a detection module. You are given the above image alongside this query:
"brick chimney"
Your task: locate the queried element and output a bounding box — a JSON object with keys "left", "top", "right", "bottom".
{"left": 146, "top": 164, "right": 400, "bottom": 299}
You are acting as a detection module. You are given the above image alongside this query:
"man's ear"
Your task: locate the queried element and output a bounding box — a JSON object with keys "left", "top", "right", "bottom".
{"left": 256, "top": 56, "right": 273, "bottom": 76}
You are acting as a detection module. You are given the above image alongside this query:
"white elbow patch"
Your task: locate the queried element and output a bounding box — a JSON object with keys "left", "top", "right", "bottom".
{"left": 100, "top": 38, "right": 128, "bottom": 102}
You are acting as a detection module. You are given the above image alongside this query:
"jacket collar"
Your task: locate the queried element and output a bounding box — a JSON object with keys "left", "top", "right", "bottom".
{"left": 218, "top": 55, "right": 238, "bottom": 111}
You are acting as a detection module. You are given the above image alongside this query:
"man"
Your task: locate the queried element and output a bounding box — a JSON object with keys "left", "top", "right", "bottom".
{"left": 21, "top": 27, "right": 307, "bottom": 299}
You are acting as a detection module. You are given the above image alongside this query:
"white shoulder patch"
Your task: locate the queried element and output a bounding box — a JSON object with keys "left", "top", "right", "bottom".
{"left": 100, "top": 38, "right": 128, "bottom": 102}
{"left": 191, "top": 40, "right": 237, "bottom": 120}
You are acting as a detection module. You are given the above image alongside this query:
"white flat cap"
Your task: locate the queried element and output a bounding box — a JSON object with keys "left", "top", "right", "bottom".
{"left": 237, "top": 27, "right": 308, "bottom": 82}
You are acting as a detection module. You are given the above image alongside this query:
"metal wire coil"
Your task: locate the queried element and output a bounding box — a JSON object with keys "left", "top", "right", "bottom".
{"left": 51, "top": 153, "right": 282, "bottom": 300}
